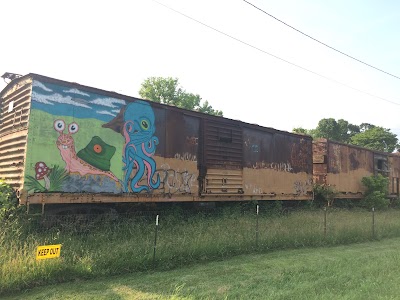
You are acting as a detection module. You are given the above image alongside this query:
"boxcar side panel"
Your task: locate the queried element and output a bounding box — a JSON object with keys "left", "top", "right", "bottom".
{"left": 24, "top": 80, "right": 200, "bottom": 204}
{"left": 242, "top": 128, "right": 313, "bottom": 200}
{"left": 314, "top": 139, "right": 379, "bottom": 198}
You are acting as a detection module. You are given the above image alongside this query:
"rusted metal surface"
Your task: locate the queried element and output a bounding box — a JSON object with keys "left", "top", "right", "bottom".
{"left": 204, "top": 168, "right": 243, "bottom": 194}
{"left": 24, "top": 191, "right": 312, "bottom": 205}
{"left": 0, "top": 78, "right": 32, "bottom": 191}
{"left": 388, "top": 155, "right": 400, "bottom": 197}
{"left": 203, "top": 120, "right": 243, "bottom": 169}
{"left": 1, "top": 73, "right": 316, "bottom": 206}
{"left": 242, "top": 128, "right": 313, "bottom": 199}
{"left": 244, "top": 129, "right": 312, "bottom": 173}
{"left": 313, "top": 139, "right": 397, "bottom": 199}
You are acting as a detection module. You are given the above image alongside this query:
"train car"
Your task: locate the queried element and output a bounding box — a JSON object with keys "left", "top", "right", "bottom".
{"left": 313, "top": 138, "right": 400, "bottom": 199}
{"left": 0, "top": 73, "right": 313, "bottom": 211}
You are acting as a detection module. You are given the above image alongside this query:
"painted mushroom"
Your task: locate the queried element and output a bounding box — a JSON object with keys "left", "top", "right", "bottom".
{"left": 35, "top": 162, "right": 51, "bottom": 190}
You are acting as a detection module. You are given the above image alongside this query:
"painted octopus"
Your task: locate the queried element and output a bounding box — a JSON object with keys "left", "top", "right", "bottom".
{"left": 54, "top": 119, "right": 119, "bottom": 181}
{"left": 123, "top": 101, "right": 160, "bottom": 192}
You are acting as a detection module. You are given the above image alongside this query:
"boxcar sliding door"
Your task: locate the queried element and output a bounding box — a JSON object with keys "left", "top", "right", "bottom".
{"left": 201, "top": 120, "right": 244, "bottom": 194}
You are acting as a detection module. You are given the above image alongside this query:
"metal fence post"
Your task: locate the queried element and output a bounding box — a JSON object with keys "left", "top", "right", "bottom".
{"left": 324, "top": 207, "right": 327, "bottom": 238}
{"left": 153, "top": 214, "right": 159, "bottom": 267}
{"left": 372, "top": 207, "right": 375, "bottom": 239}
{"left": 256, "top": 205, "right": 259, "bottom": 248}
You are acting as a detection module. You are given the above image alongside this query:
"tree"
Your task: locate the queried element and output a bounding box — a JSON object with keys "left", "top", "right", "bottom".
{"left": 350, "top": 126, "right": 398, "bottom": 152}
{"left": 292, "top": 118, "right": 398, "bottom": 152}
{"left": 292, "top": 127, "right": 314, "bottom": 136}
{"left": 313, "top": 118, "right": 359, "bottom": 143}
{"left": 139, "top": 77, "right": 223, "bottom": 116}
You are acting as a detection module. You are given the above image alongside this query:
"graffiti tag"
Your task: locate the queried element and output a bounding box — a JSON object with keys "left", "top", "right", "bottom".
{"left": 252, "top": 161, "right": 293, "bottom": 172}
{"left": 156, "top": 164, "right": 197, "bottom": 194}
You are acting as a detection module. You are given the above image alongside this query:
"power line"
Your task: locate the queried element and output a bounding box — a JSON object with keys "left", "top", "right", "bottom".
{"left": 152, "top": 0, "right": 400, "bottom": 106}
{"left": 243, "top": 0, "right": 400, "bottom": 81}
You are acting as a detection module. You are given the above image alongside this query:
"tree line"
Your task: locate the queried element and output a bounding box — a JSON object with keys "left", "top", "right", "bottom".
{"left": 293, "top": 118, "right": 399, "bottom": 152}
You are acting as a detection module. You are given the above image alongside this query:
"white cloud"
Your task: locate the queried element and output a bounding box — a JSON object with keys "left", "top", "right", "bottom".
{"left": 63, "top": 88, "right": 90, "bottom": 97}
{"left": 32, "top": 91, "right": 91, "bottom": 108}
{"left": 111, "top": 109, "right": 121, "bottom": 114}
{"left": 91, "top": 97, "right": 126, "bottom": 108}
{"left": 32, "top": 81, "right": 53, "bottom": 92}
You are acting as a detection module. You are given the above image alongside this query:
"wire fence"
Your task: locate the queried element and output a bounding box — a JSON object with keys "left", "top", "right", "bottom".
{"left": 4, "top": 206, "right": 400, "bottom": 294}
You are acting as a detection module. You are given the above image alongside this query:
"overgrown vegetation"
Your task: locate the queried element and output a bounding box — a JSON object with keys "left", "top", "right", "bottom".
{"left": 0, "top": 180, "right": 19, "bottom": 219}
{"left": 2, "top": 173, "right": 399, "bottom": 296}
{"left": 4, "top": 207, "right": 400, "bottom": 295}
{"left": 8, "top": 238, "right": 400, "bottom": 300}
{"left": 312, "top": 184, "right": 336, "bottom": 207}
{"left": 361, "top": 174, "right": 390, "bottom": 209}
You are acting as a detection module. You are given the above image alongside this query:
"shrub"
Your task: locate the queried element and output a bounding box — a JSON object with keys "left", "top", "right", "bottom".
{"left": 313, "top": 184, "right": 336, "bottom": 207}
{"left": 0, "top": 179, "right": 19, "bottom": 219}
{"left": 361, "top": 174, "right": 390, "bottom": 209}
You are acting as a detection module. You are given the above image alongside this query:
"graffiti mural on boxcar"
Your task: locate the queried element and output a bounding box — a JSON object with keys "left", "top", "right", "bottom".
{"left": 54, "top": 119, "right": 119, "bottom": 181}
{"left": 157, "top": 164, "right": 197, "bottom": 194}
{"left": 26, "top": 80, "right": 199, "bottom": 196}
{"left": 25, "top": 80, "right": 126, "bottom": 193}
{"left": 122, "top": 101, "right": 160, "bottom": 193}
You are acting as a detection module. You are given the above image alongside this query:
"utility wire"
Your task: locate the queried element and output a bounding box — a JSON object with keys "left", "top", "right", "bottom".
{"left": 152, "top": 0, "right": 400, "bottom": 106}
{"left": 243, "top": 0, "right": 400, "bottom": 81}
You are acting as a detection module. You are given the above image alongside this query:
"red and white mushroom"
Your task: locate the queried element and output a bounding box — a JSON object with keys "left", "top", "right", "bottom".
{"left": 35, "top": 162, "right": 51, "bottom": 189}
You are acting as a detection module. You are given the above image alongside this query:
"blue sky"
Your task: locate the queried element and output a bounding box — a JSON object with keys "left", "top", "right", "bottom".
{"left": 31, "top": 80, "right": 125, "bottom": 122}
{"left": 1, "top": 0, "right": 400, "bottom": 137}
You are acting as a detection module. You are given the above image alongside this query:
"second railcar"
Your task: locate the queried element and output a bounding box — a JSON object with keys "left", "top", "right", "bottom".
{"left": 313, "top": 138, "right": 400, "bottom": 199}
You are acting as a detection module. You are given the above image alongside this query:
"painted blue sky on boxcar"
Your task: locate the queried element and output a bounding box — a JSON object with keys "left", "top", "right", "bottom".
{"left": 31, "top": 80, "right": 126, "bottom": 123}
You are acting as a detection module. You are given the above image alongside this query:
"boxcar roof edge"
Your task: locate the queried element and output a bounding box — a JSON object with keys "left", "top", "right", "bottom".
{"left": 0, "top": 73, "right": 312, "bottom": 141}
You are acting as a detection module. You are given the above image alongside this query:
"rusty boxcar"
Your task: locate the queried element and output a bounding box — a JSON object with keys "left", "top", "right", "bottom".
{"left": 0, "top": 73, "right": 313, "bottom": 211}
{"left": 313, "top": 138, "right": 400, "bottom": 199}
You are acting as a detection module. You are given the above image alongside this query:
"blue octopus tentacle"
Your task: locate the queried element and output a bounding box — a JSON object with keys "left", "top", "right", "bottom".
{"left": 141, "top": 154, "right": 160, "bottom": 189}
{"left": 123, "top": 144, "right": 137, "bottom": 192}
{"left": 142, "top": 136, "right": 159, "bottom": 156}
{"left": 130, "top": 158, "right": 149, "bottom": 193}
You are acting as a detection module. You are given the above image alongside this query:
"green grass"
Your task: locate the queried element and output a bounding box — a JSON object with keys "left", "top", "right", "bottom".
{"left": 3, "top": 208, "right": 400, "bottom": 296}
{"left": 4, "top": 237, "right": 400, "bottom": 299}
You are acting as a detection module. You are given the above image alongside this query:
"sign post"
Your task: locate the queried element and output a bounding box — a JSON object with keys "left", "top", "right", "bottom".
{"left": 153, "top": 215, "right": 159, "bottom": 267}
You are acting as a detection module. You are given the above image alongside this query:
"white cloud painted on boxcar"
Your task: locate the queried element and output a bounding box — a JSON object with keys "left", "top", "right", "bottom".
{"left": 32, "top": 91, "right": 91, "bottom": 108}
{"left": 32, "top": 81, "right": 53, "bottom": 92}
{"left": 96, "top": 110, "right": 117, "bottom": 117}
{"left": 91, "top": 97, "right": 126, "bottom": 108}
{"left": 62, "top": 88, "right": 90, "bottom": 97}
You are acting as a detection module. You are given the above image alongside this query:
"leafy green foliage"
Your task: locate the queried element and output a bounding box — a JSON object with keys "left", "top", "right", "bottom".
{"left": 293, "top": 118, "right": 398, "bottom": 152}
{"left": 313, "top": 118, "right": 359, "bottom": 143}
{"left": 351, "top": 126, "right": 398, "bottom": 152}
{"left": 0, "top": 180, "right": 18, "bottom": 219}
{"left": 292, "top": 127, "right": 314, "bottom": 136}
{"left": 139, "top": 77, "right": 223, "bottom": 116}
{"left": 313, "top": 184, "right": 337, "bottom": 207}
{"left": 361, "top": 174, "right": 390, "bottom": 209}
